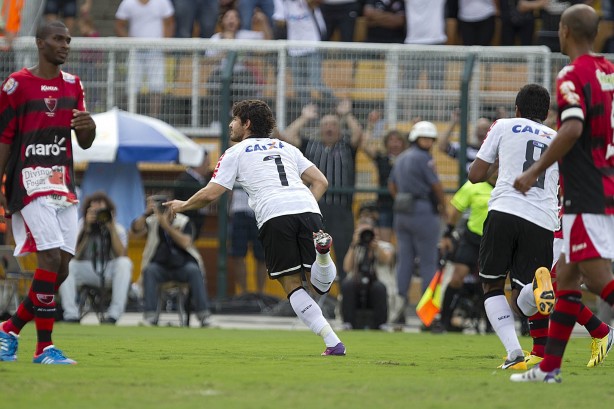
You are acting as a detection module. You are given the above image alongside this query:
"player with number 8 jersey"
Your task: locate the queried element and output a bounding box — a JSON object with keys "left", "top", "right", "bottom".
{"left": 475, "top": 110, "right": 559, "bottom": 231}
{"left": 468, "top": 84, "right": 559, "bottom": 371}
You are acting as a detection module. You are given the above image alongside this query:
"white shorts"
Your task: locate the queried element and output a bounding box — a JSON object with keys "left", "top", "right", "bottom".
{"left": 562, "top": 214, "right": 614, "bottom": 263}
{"left": 127, "top": 50, "right": 165, "bottom": 94}
{"left": 11, "top": 196, "right": 78, "bottom": 256}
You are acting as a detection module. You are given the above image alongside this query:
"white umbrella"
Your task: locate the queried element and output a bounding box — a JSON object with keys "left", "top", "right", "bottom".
{"left": 72, "top": 107, "right": 204, "bottom": 166}
{"left": 72, "top": 108, "right": 205, "bottom": 228}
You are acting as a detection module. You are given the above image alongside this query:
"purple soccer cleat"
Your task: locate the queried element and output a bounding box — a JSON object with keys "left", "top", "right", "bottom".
{"left": 322, "top": 342, "right": 346, "bottom": 356}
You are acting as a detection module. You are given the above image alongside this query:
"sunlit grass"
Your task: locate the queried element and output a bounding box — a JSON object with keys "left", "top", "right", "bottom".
{"left": 0, "top": 324, "right": 611, "bottom": 409}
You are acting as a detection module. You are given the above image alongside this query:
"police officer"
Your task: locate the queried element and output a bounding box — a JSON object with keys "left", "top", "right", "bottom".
{"left": 388, "top": 121, "right": 448, "bottom": 324}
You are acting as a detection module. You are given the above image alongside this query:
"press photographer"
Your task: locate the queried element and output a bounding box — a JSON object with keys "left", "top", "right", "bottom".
{"left": 59, "top": 191, "right": 133, "bottom": 324}
{"left": 130, "top": 193, "right": 210, "bottom": 327}
{"left": 341, "top": 217, "right": 395, "bottom": 329}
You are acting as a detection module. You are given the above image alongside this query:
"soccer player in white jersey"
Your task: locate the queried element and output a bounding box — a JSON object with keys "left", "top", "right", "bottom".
{"left": 468, "top": 84, "right": 559, "bottom": 370}
{"left": 166, "top": 100, "right": 345, "bottom": 356}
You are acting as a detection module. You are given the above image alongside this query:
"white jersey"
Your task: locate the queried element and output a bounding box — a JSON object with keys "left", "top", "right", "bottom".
{"left": 210, "top": 137, "right": 321, "bottom": 228}
{"left": 115, "top": 0, "right": 174, "bottom": 39}
{"left": 476, "top": 118, "right": 559, "bottom": 231}
{"left": 273, "top": 0, "right": 326, "bottom": 56}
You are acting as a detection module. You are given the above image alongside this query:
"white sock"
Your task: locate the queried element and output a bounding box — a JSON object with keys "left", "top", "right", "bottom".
{"left": 289, "top": 288, "right": 341, "bottom": 347}
{"left": 310, "top": 261, "right": 337, "bottom": 293}
{"left": 316, "top": 251, "right": 332, "bottom": 266}
{"left": 485, "top": 295, "right": 523, "bottom": 359}
{"left": 517, "top": 283, "right": 538, "bottom": 317}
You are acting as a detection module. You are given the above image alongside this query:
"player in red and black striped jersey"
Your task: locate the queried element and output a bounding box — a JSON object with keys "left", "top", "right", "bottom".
{"left": 513, "top": 4, "right": 614, "bottom": 383}
{"left": 0, "top": 20, "right": 95, "bottom": 364}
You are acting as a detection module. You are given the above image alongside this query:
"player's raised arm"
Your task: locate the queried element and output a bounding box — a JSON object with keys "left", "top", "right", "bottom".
{"left": 166, "top": 181, "right": 229, "bottom": 214}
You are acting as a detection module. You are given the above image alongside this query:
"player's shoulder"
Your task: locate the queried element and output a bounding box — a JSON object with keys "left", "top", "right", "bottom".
{"left": 1, "top": 68, "right": 29, "bottom": 96}
{"left": 481, "top": 118, "right": 507, "bottom": 140}
{"left": 223, "top": 142, "right": 244, "bottom": 157}
{"left": 1, "top": 76, "right": 20, "bottom": 96}
{"left": 557, "top": 54, "right": 610, "bottom": 80}
{"left": 7, "top": 68, "right": 30, "bottom": 80}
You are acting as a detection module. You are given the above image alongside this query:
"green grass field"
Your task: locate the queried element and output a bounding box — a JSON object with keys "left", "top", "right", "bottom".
{"left": 1, "top": 323, "right": 612, "bottom": 409}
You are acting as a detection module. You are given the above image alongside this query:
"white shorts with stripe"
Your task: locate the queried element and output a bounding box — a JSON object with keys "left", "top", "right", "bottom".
{"left": 562, "top": 214, "right": 614, "bottom": 263}
{"left": 11, "top": 196, "right": 79, "bottom": 256}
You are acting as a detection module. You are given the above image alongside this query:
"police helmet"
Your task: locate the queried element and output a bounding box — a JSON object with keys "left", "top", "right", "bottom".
{"left": 409, "top": 121, "right": 438, "bottom": 142}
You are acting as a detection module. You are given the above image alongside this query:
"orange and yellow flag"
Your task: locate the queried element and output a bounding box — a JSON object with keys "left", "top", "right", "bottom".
{"left": 416, "top": 270, "right": 443, "bottom": 327}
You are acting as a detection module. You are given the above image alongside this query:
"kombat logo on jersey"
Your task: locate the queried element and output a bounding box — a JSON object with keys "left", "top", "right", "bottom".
{"left": 245, "top": 140, "right": 285, "bottom": 152}
{"left": 2, "top": 78, "right": 18, "bottom": 95}
{"left": 25, "top": 135, "right": 67, "bottom": 157}
{"left": 44, "top": 97, "right": 58, "bottom": 117}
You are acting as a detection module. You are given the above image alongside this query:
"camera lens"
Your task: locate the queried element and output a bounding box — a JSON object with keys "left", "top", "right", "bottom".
{"left": 96, "top": 208, "right": 111, "bottom": 224}
{"left": 359, "top": 229, "right": 374, "bottom": 245}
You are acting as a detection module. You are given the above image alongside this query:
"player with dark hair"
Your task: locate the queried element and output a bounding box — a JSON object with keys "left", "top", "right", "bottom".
{"left": 0, "top": 19, "right": 96, "bottom": 364}
{"left": 469, "top": 83, "right": 558, "bottom": 371}
{"left": 512, "top": 4, "right": 614, "bottom": 383}
{"left": 167, "top": 99, "right": 345, "bottom": 356}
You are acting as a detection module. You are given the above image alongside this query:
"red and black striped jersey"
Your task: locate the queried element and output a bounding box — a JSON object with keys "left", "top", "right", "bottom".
{"left": 0, "top": 68, "right": 85, "bottom": 212}
{"left": 556, "top": 54, "right": 614, "bottom": 215}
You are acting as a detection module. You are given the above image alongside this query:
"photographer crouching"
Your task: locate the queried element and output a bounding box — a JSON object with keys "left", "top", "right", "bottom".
{"left": 59, "top": 191, "right": 133, "bottom": 324}
{"left": 130, "top": 194, "right": 210, "bottom": 327}
{"left": 341, "top": 217, "right": 395, "bottom": 330}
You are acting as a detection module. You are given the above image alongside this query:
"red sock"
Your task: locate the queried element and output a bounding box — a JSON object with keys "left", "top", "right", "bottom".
{"left": 29, "top": 268, "right": 58, "bottom": 355}
{"left": 540, "top": 290, "right": 582, "bottom": 372}
{"left": 528, "top": 312, "right": 549, "bottom": 357}
{"left": 577, "top": 303, "right": 609, "bottom": 339}
{"left": 601, "top": 280, "right": 614, "bottom": 306}
{"left": 1, "top": 297, "right": 35, "bottom": 335}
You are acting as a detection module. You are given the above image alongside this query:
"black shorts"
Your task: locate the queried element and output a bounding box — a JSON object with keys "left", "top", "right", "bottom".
{"left": 479, "top": 210, "right": 553, "bottom": 290}
{"left": 258, "top": 212, "right": 324, "bottom": 279}
{"left": 451, "top": 227, "right": 481, "bottom": 270}
{"left": 229, "top": 211, "right": 265, "bottom": 260}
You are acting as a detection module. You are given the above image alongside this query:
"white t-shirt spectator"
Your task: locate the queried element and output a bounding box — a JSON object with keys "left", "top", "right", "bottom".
{"left": 458, "top": 0, "right": 496, "bottom": 23}
{"left": 115, "top": 0, "right": 174, "bottom": 38}
{"left": 273, "top": 0, "right": 327, "bottom": 56}
{"left": 404, "top": 0, "right": 446, "bottom": 44}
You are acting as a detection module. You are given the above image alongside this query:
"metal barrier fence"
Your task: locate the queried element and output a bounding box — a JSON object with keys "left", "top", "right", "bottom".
{"left": 1, "top": 38, "right": 554, "bottom": 190}
{"left": 0, "top": 37, "right": 597, "bottom": 299}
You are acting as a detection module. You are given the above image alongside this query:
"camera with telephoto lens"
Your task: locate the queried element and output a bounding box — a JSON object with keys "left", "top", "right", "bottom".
{"left": 151, "top": 195, "right": 168, "bottom": 213}
{"left": 359, "top": 228, "right": 375, "bottom": 246}
{"left": 95, "top": 208, "right": 112, "bottom": 224}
